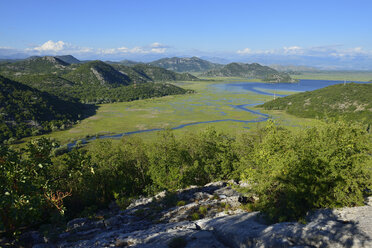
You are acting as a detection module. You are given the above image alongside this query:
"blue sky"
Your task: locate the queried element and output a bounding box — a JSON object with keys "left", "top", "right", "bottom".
{"left": 1, "top": 0, "right": 372, "bottom": 69}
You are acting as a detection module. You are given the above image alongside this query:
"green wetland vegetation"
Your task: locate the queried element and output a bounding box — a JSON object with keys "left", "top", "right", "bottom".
{"left": 1, "top": 56, "right": 372, "bottom": 239}
{"left": 24, "top": 79, "right": 321, "bottom": 145}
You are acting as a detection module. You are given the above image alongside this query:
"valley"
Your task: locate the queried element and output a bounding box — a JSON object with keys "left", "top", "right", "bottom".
{"left": 2, "top": 2, "right": 372, "bottom": 246}
{"left": 24, "top": 77, "right": 364, "bottom": 146}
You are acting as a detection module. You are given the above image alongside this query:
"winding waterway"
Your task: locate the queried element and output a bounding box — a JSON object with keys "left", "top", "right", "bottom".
{"left": 67, "top": 79, "right": 370, "bottom": 148}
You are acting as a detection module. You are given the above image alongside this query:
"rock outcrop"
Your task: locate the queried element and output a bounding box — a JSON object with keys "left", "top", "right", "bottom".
{"left": 14, "top": 182, "right": 372, "bottom": 248}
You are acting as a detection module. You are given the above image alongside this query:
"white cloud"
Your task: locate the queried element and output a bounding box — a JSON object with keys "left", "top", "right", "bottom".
{"left": 236, "top": 45, "right": 372, "bottom": 58}
{"left": 21, "top": 40, "right": 170, "bottom": 57}
{"left": 149, "top": 42, "right": 169, "bottom": 54}
{"left": 32, "top": 40, "right": 66, "bottom": 52}
{"left": 283, "top": 46, "right": 304, "bottom": 55}
{"left": 237, "top": 48, "right": 252, "bottom": 54}
{"left": 26, "top": 40, "right": 92, "bottom": 55}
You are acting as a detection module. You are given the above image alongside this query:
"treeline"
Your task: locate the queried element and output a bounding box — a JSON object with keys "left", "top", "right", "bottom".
{"left": 1, "top": 121, "right": 371, "bottom": 236}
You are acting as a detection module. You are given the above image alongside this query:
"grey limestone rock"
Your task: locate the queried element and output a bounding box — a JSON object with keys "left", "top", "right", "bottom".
{"left": 30, "top": 182, "right": 372, "bottom": 248}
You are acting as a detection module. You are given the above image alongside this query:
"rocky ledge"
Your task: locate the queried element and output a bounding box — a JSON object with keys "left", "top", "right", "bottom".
{"left": 17, "top": 182, "right": 372, "bottom": 248}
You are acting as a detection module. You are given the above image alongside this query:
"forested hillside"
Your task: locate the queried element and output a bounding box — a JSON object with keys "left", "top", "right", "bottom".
{"left": 0, "top": 56, "right": 72, "bottom": 75}
{"left": 0, "top": 56, "right": 196, "bottom": 104}
{"left": 0, "top": 75, "right": 94, "bottom": 143}
{"left": 203, "top": 62, "right": 296, "bottom": 82}
{"left": 63, "top": 60, "right": 132, "bottom": 86}
{"left": 149, "top": 56, "right": 223, "bottom": 72}
{"left": 260, "top": 83, "right": 372, "bottom": 123}
{"left": 115, "top": 64, "right": 199, "bottom": 82}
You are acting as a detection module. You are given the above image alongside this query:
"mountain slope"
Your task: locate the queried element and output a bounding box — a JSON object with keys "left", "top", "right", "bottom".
{"left": 55, "top": 55, "right": 81, "bottom": 64}
{"left": 0, "top": 75, "right": 93, "bottom": 142}
{"left": 112, "top": 64, "right": 199, "bottom": 83}
{"left": 260, "top": 83, "right": 372, "bottom": 123}
{"left": 63, "top": 60, "right": 132, "bottom": 86}
{"left": 0, "top": 56, "right": 71, "bottom": 75}
{"left": 132, "top": 64, "right": 199, "bottom": 81}
{"left": 149, "top": 57, "right": 223, "bottom": 72}
{"left": 203, "top": 63, "right": 296, "bottom": 82}
{"left": 118, "top": 59, "right": 141, "bottom": 66}
{"left": 0, "top": 59, "right": 195, "bottom": 105}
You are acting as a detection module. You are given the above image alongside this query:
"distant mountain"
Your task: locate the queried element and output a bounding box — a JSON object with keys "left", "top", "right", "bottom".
{"left": 260, "top": 83, "right": 372, "bottom": 123}
{"left": 112, "top": 64, "right": 199, "bottom": 83}
{"left": 202, "top": 62, "right": 296, "bottom": 82}
{"left": 269, "top": 64, "right": 318, "bottom": 72}
{"left": 63, "top": 60, "right": 132, "bottom": 86}
{"left": 0, "top": 75, "right": 93, "bottom": 142}
{"left": 0, "top": 56, "right": 71, "bottom": 75}
{"left": 118, "top": 59, "right": 141, "bottom": 66}
{"left": 149, "top": 57, "right": 223, "bottom": 72}
{"left": 132, "top": 64, "right": 199, "bottom": 81}
{"left": 55, "top": 55, "right": 80, "bottom": 64}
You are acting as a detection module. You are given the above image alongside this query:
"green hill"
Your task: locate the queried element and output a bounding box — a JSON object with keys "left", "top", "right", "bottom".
{"left": 202, "top": 63, "right": 296, "bottom": 82}
{"left": 260, "top": 83, "right": 372, "bottom": 123}
{"left": 71, "top": 82, "right": 191, "bottom": 104}
{"left": 117, "top": 59, "right": 141, "bottom": 66}
{"left": 0, "top": 56, "right": 71, "bottom": 75}
{"left": 131, "top": 64, "right": 199, "bottom": 81}
{"left": 63, "top": 60, "right": 132, "bottom": 86}
{"left": 0, "top": 58, "right": 195, "bottom": 105}
{"left": 13, "top": 74, "right": 78, "bottom": 102}
{"left": 0, "top": 75, "right": 94, "bottom": 143}
{"left": 149, "top": 56, "right": 223, "bottom": 72}
{"left": 112, "top": 63, "right": 199, "bottom": 83}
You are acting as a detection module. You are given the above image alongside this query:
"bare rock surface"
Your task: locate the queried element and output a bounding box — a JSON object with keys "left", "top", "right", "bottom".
{"left": 25, "top": 182, "right": 372, "bottom": 248}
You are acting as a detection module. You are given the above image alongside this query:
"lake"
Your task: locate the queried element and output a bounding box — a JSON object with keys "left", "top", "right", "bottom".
{"left": 212, "top": 79, "right": 371, "bottom": 96}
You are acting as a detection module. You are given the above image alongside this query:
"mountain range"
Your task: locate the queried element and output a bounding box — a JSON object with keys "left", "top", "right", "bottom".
{"left": 202, "top": 62, "right": 296, "bottom": 82}
{"left": 148, "top": 56, "right": 223, "bottom": 72}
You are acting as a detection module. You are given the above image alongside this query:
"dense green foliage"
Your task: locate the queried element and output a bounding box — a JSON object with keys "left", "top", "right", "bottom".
{"left": 112, "top": 64, "right": 199, "bottom": 83}
{"left": 149, "top": 56, "right": 223, "bottom": 72}
{"left": 1, "top": 121, "right": 371, "bottom": 236}
{"left": 63, "top": 60, "right": 132, "bottom": 86}
{"left": 0, "top": 138, "right": 62, "bottom": 236}
{"left": 0, "top": 56, "right": 197, "bottom": 105}
{"left": 53, "top": 82, "right": 191, "bottom": 104}
{"left": 0, "top": 56, "right": 71, "bottom": 76}
{"left": 260, "top": 83, "right": 372, "bottom": 123}
{"left": 0, "top": 75, "right": 94, "bottom": 143}
{"left": 239, "top": 121, "right": 372, "bottom": 221}
{"left": 202, "top": 62, "right": 296, "bottom": 82}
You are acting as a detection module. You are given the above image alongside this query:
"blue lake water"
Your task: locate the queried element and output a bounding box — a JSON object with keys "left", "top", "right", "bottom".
{"left": 67, "top": 79, "right": 370, "bottom": 148}
{"left": 212, "top": 79, "right": 371, "bottom": 97}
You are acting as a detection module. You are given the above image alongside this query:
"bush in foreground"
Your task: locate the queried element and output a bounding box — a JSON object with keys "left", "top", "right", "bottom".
{"left": 241, "top": 121, "right": 372, "bottom": 222}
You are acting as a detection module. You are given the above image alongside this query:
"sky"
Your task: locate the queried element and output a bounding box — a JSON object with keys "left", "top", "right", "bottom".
{"left": 1, "top": 0, "right": 372, "bottom": 69}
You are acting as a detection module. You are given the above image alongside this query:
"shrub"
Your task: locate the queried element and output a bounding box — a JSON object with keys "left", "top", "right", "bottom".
{"left": 0, "top": 138, "right": 66, "bottom": 236}
{"left": 241, "top": 121, "right": 372, "bottom": 222}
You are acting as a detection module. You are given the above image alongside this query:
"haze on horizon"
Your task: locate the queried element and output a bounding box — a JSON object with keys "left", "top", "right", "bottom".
{"left": 1, "top": 0, "right": 372, "bottom": 70}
